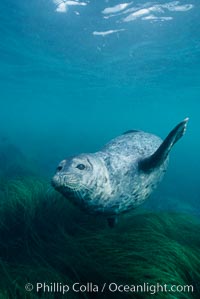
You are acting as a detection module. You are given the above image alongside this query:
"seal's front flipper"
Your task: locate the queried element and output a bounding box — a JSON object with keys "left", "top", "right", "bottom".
{"left": 139, "top": 118, "right": 189, "bottom": 172}
{"left": 107, "top": 216, "right": 118, "bottom": 228}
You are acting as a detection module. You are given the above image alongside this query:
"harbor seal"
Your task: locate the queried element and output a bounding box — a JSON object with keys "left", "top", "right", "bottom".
{"left": 52, "top": 118, "right": 189, "bottom": 226}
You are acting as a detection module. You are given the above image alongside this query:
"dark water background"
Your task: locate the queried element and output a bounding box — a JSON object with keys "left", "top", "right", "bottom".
{"left": 0, "top": 0, "right": 200, "bottom": 214}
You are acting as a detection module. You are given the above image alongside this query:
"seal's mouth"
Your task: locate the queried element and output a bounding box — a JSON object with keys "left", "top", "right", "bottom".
{"left": 52, "top": 174, "right": 89, "bottom": 209}
{"left": 51, "top": 174, "right": 80, "bottom": 191}
{"left": 51, "top": 174, "right": 113, "bottom": 215}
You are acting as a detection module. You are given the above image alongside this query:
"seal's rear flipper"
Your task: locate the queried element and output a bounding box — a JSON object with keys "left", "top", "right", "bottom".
{"left": 139, "top": 118, "right": 189, "bottom": 172}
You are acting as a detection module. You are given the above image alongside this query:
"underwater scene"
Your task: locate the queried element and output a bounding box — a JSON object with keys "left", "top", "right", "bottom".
{"left": 0, "top": 0, "right": 200, "bottom": 298}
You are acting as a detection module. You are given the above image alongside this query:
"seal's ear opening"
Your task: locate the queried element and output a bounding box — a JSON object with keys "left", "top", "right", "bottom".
{"left": 139, "top": 118, "right": 189, "bottom": 172}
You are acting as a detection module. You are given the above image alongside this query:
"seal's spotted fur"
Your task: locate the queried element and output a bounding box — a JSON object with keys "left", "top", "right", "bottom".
{"left": 52, "top": 118, "right": 188, "bottom": 225}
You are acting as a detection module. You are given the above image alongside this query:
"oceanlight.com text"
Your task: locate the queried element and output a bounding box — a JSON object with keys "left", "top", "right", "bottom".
{"left": 25, "top": 282, "right": 194, "bottom": 295}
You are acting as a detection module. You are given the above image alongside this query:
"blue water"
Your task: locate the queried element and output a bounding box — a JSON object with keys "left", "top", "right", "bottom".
{"left": 0, "top": 0, "right": 200, "bottom": 213}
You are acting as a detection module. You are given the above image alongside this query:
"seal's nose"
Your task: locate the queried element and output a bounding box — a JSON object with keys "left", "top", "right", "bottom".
{"left": 57, "top": 165, "right": 63, "bottom": 172}
{"left": 56, "top": 159, "right": 68, "bottom": 173}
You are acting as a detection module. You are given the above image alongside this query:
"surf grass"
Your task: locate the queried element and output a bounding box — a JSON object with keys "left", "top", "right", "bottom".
{"left": 0, "top": 177, "right": 199, "bottom": 298}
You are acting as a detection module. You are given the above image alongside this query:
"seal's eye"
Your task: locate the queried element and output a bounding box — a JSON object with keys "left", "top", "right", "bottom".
{"left": 76, "top": 164, "right": 86, "bottom": 170}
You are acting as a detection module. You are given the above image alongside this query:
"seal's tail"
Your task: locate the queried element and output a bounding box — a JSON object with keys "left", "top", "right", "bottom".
{"left": 139, "top": 118, "right": 189, "bottom": 172}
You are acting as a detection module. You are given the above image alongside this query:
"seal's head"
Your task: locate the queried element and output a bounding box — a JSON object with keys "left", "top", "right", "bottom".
{"left": 52, "top": 154, "right": 110, "bottom": 213}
